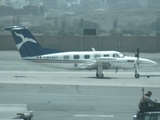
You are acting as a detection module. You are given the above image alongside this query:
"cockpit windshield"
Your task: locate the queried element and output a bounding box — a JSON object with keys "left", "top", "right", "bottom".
{"left": 113, "top": 52, "right": 125, "bottom": 58}
{"left": 119, "top": 52, "right": 125, "bottom": 58}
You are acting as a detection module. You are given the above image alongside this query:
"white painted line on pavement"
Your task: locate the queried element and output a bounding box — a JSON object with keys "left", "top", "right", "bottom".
{"left": 74, "top": 114, "right": 114, "bottom": 117}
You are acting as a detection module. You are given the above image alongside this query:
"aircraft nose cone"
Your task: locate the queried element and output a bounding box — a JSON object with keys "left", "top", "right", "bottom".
{"left": 140, "top": 58, "right": 157, "bottom": 66}
{"left": 150, "top": 60, "right": 157, "bottom": 66}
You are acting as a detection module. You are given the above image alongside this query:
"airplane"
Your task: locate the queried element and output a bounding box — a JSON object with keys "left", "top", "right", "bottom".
{"left": 4, "top": 26, "right": 157, "bottom": 78}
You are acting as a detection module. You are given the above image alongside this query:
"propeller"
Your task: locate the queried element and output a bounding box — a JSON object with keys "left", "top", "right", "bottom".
{"left": 135, "top": 48, "right": 140, "bottom": 70}
{"left": 135, "top": 48, "right": 139, "bottom": 59}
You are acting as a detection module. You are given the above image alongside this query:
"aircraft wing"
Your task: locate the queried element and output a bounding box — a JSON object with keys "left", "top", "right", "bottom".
{"left": 78, "top": 57, "right": 115, "bottom": 69}
{"left": 94, "top": 57, "right": 117, "bottom": 61}
{"left": 78, "top": 61, "right": 98, "bottom": 69}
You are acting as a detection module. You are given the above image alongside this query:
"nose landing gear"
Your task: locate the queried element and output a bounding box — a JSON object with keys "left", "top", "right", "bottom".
{"left": 135, "top": 73, "right": 140, "bottom": 78}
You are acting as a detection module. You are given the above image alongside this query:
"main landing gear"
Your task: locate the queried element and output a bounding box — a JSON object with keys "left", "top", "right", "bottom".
{"left": 134, "top": 64, "right": 140, "bottom": 78}
{"left": 96, "top": 73, "right": 104, "bottom": 78}
{"left": 96, "top": 63, "right": 104, "bottom": 78}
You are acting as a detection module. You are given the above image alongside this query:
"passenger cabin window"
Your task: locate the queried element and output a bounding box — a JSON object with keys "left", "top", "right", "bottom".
{"left": 84, "top": 55, "right": 90, "bottom": 59}
{"left": 63, "top": 55, "right": 69, "bottom": 60}
{"left": 95, "top": 54, "right": 101, "bottom": 58}
{"left": 104, "top": 54, "right": 109, "bottom": 57}
{"left": 113, "top": 53, "right": 119, "bottom": 58}
{"left": 74, "top": 55, "right": 80, "bottom": 59}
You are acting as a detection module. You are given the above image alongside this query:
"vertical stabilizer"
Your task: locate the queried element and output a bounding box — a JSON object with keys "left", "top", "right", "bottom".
{"left": 4, "top": 26, "right": 45, "bottom": 57}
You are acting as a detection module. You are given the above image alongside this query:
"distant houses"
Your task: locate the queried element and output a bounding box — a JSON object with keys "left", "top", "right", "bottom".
{"left": 0, "top": 0, "right": 160, "bottom": 16}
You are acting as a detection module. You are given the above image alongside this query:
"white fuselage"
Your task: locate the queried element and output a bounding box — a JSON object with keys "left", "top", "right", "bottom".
{"left": 23, "top": 51, "right": 157, "bottom": 71}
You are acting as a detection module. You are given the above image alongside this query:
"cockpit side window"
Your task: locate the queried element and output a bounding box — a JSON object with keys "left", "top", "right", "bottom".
{"left": 113, "top": 53, "right": 119, "bottom": 58}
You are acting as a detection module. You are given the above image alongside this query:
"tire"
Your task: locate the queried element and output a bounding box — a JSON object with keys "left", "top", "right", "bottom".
{"left": 96, "top": 73, "right": 104, "bottom": 78}
{"left": 135, "top": 74, "right": 140, "bottom": 78}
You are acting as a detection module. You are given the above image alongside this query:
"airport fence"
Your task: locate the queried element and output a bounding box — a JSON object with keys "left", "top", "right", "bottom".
{"left": 0, "top": 35, "right": 160, "bottom": 52}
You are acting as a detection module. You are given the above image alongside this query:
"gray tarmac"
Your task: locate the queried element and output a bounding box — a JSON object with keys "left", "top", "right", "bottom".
{"left": 0, "top": 51, "right": 160, "bottom": 120}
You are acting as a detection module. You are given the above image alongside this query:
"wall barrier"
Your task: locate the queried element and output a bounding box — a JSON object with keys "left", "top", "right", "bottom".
{"left": 0, "top": 35, "right": 160, "bottom": 52}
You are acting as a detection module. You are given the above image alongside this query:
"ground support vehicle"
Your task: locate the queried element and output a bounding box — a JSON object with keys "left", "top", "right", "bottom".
{"left": 133, "top": 102, "right": 160, "bottom": 120}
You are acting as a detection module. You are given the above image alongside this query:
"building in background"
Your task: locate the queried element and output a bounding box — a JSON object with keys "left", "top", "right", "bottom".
{"left": 66, "top": 0, "right": 80, "bottom": 9}
{"left": 2, "top": 0, "right": 25, "bottom": 9}
{"left": 2, "top": 0, "right": 43, "bottom": 9}
{"left": 139, "top": 0, "right": 148, "bottom": 8}
{"left": 148, "top": 0, "right": 160, "bottom": 8}
{"left": 43, "top": 0, "right": 57, "bottom": 9}
{"left": 57, "top": 0, "right": 67, "bottom": 10}
{"left": 2, "top": 0, "right": 156, "bottom": 12}
{"left": 25, "top": 0, "right": 43, "bottom": 6}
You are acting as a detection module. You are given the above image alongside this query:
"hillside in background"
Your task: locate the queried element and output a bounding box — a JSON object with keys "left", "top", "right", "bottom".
{"left": 74, "top": 8, "right": 160, "bottom": 31}
{"left": 1, "top": 8, "right": 160, "bottom": 36}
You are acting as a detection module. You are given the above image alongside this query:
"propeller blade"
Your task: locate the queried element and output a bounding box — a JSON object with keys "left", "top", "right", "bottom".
{"left": 136, "top": 48, "right": 140, "bottom": 70}
{"left": 135, "top": 48, "right": 139, "bottom": 59}
{"left": 137, "top": 48, "right": 139, "bottom": 59}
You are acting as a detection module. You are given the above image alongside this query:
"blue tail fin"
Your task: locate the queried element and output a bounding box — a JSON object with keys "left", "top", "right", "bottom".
{"left": 4, "top": 26, "right": 63, "bottom": 58}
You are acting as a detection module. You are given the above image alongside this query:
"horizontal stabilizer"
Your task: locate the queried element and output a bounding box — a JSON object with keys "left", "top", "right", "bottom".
{"left": 3, "top": 26, "right": 27, "bottom": 31}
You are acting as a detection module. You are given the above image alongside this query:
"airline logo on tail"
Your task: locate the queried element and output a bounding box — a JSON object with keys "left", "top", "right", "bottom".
{"left": 14, "top": 32, "right": 37, "bottom": 50}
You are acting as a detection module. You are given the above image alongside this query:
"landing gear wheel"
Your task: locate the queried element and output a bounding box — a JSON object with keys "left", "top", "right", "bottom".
{"left": 96, "top": 73, "right": 104, "bottom": 78}
{"left": 135, "top": 74, "right": 140, "bottom": 78}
